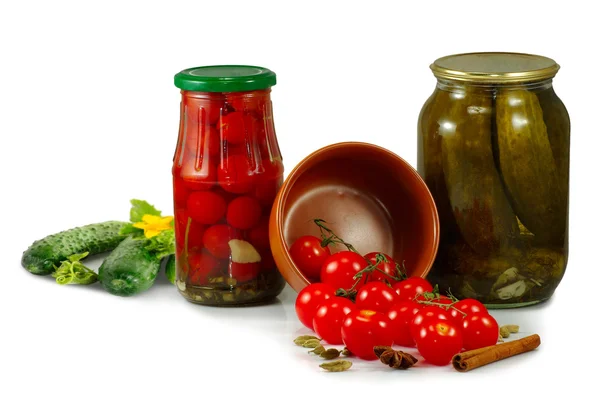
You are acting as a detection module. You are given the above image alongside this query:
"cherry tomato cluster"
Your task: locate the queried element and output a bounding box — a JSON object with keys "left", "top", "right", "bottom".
{"left": 290, "top": 242, "right": 400, "bottom": 288}
{"left": 295, "top": 278, "right": 500, "bottom": 365}
{"left": 289, "top": 220, "right": 406, "bottom": 290}
{"left": 173, "top": 90, "right": 283, "bottom": 285}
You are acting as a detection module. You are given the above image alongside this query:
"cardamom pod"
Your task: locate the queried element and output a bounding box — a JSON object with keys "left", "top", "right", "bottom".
{"left": 309, "top": 345, "right": 325, "bottom": 356}
{"left": 500, "top": 324, "right": 520, "bottom": 338}
{"left": 341, "top": 347, "right": 352, "bottom": 356}
{"left": 320, "top": 348, "right": 341, "bottom": 360}
{"left": 505, "top": 324, "right": 520, "bottom": 333}
{"left": 319, "top": 360, "right": 352, "bottom": 372}
{"left": 293, "top": 335, "right": 320, "bottom": 346}
{"left": 301, "top": 339, "right": 322, "bottom": 348}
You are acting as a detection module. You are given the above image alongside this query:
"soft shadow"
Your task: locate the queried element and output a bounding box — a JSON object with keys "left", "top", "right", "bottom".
{"left": 183, "top": 286, "right": 296, "bottom": 331}
{"left": 488, "top": 295, "right": 554, "bottom": 335}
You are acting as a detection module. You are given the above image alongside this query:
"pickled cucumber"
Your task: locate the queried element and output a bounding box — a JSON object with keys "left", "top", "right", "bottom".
{"left": 417, "top": 88, "right": 459, "bottom": 239}
{"left": 496, "top": 89, "right": 567, "bottom": 244}
{"left": 537, "top": 88, "right": 570, "bottom": 238}
{"left": 441, "top": 89, "right": 518, "bottom": 255}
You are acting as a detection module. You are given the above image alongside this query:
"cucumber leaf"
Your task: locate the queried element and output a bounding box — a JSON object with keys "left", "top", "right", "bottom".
{"left": 120, "top": 199, "right": 175, "bottom": 258}
{"left": 119, "top": 223, "right": 143, "bottom": 237}
{"left": 165, "top": 255, "right": 176, "bottom": 284}
{"left": 144, "top": 229, "right": 175, "bottom": 259}
{"left": 129, "top": 199, "right": 162, "bottom": 223}
{"left": 52, "top": 252, "right": 98, "bottom": 285}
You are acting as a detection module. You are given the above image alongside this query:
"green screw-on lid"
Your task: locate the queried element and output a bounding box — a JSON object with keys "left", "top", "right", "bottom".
{"left": 174, "top": 65, "right": 277, "bottom": 92}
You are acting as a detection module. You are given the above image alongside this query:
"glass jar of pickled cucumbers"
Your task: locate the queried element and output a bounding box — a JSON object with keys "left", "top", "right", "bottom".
{"left": 172, "top": 66, "right": 285, "bottom": 306}
{"left": 417, "top": 53, "right": 570, "bottom": 308}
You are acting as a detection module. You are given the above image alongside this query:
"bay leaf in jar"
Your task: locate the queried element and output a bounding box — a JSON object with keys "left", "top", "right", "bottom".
{"left": 521, "top": 246, "right": 566, "bottom": 284}
{"left": 441, "top": 89, "right": 518, "bottom": 256}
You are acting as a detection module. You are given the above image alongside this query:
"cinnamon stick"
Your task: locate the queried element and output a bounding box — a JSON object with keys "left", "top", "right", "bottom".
{"left": 452, "top": 334, "right": 541, "bottom": 372}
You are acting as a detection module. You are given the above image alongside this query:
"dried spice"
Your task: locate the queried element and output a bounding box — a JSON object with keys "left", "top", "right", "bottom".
{"left": 294, "top": 335, "right": 321, "bottom": 346}
{"left": 308, "top": 345, "right": 325, "bottom": 356}
{"left": 341, "top": 347, "right": 352, "bottom": 356}
{"left": 308, "top": 345, "right": 341, "bottom": 360}
{"left": 319, "top": 360, "right": 352, "bottom": 372}
{"left": 499, "top": 324, "right": 520, "bottom": 338}
{"left": 453, "top": 334, "right": 540, "bottom": 372}
{"left": 302, "top": 339, "right": 323, "bottom": 348}
{"left": 320, "top": 348, "right": 341, "bottom": 360}
{"left": 374, "top": 346, "right": 418, "bottom": 370}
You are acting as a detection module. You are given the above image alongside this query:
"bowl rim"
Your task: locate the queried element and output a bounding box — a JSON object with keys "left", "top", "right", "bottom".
{"left": 273, "top": 141, "right": 440, "bottom": 290}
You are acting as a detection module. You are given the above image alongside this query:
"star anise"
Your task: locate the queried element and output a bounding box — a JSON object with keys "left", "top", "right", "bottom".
{"left": 373, "top": 346, "right": 418, "bottom": 370}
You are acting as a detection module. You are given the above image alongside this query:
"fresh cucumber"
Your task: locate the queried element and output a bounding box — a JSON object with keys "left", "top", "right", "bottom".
{"left": 165, "top": 255, "right": 175, "bottom": 284}
{"left": 98, "top": 236, "right": 161, "bottom": 296}
{"left": 21, "top": 221, "right": 128, "bottom": 275}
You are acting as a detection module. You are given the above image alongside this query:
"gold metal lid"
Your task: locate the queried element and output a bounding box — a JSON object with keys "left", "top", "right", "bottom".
{"left": 430, "top": 52, "right": 560, "bottom": 83}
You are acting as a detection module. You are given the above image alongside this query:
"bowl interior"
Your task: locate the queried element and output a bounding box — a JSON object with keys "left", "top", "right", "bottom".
{"left": 279, "top": 143, "right": 439, "bottom": 289}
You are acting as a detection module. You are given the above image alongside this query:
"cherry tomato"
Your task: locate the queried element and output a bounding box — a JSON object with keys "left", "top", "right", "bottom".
{"left": 341, "top": 310, "right": 394, "bottom": 360}
{"left": 462, "top": 313, "right": 499, "bottom": 351}
{"left": 448, "top": 298, "right": 488, "bottom": 324}
{"left": 295, "top": 283, "right": 336, "bottom": 330}
{"left": 320, "top": 251, "right": 368, "bottom": 291}
{"left": 218, "top": 153, "right": 255, "bottom": 194}
{"left": 187, "top": 191, "right": 227, "bottom": 224}
{"left": 174, "top": 209, "right": 191, "bottom": 252}
{"left": 186, "top": 220, "right": 206, "bottom": 250}
{"left": 226, "top": 196, "right": 262, "bottom": 230}
{"left": 184, "top": 125, "right": 220, "bottom": 158}
{"left": 254, "top": 175, "right": 283, "bottom": 205}
{"left": 229, "top": 262, "right": 260, "bottom": 282}
{"left": 212, "top": 186, "right": 239, "bottom": 204}
{"left": 393, "top": 277, "right": 433, "bottom": 301}
{"left": 258, "top": 249, "right": 276, "bottom": 271}
{"left": 219, "top": 111, "right": 246, "bottom": 145}
{"left": 248, "top": 218, "right": 270, "bottom": 251}
{"left": 289, "top": 236, "right": 331, "bottom": 280}
{"left": 410, "top": 305, "right": 451, "bottom": 340}
{"left": 387, "top": 300, "right": 423, "bottom": 347}
{"left": 188, "top": 250, "right": 220, "bottom": 285}
{"left": 183, "top": 97, "right": 222, "bottom": 127}
{"left": 204, "top": 125, "right": 221, "bottom": 156}
{"left": 362, "top": 252, "right": 397, "bottom": 284}
{"left": 197, "top": 99, "right": 223, "bottom": 125}
{"left": 227, "top": 94, "right": 264, "bottom": 114}
{"left": 203, "top": 224, "right": 241, "bottom": 259}
{"left": 312, "top": 297, "right": 356, "bottom": 345}
{"left": 414, "top": 319, "right": 463, "bottom": 366}
{"left": 355, "top": 282, "right": 398, "bottom": 313}
{"left": 181, "top": 162, "right": 218, "bottom": 191}
{"left": 173, "top": 180, "right": 189, "bottom": 210}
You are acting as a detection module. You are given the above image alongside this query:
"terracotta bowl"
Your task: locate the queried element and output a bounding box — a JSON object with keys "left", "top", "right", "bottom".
{"left": 269, "top": 142, "right": 440, "bottom": 292}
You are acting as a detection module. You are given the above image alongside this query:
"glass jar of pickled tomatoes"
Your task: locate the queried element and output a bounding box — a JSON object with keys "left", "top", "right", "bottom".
{"left": 172, "top": 66, "right": 285, "bottom": 306}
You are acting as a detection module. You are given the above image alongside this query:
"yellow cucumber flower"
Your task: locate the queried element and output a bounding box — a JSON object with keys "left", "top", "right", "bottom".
{"left": 133, "top": 214, "right": 174, "bottom": 238}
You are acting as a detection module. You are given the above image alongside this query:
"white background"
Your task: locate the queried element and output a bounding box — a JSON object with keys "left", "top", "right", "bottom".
{"left": 1, "top": 0, "right": 598, "bottom": 397}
